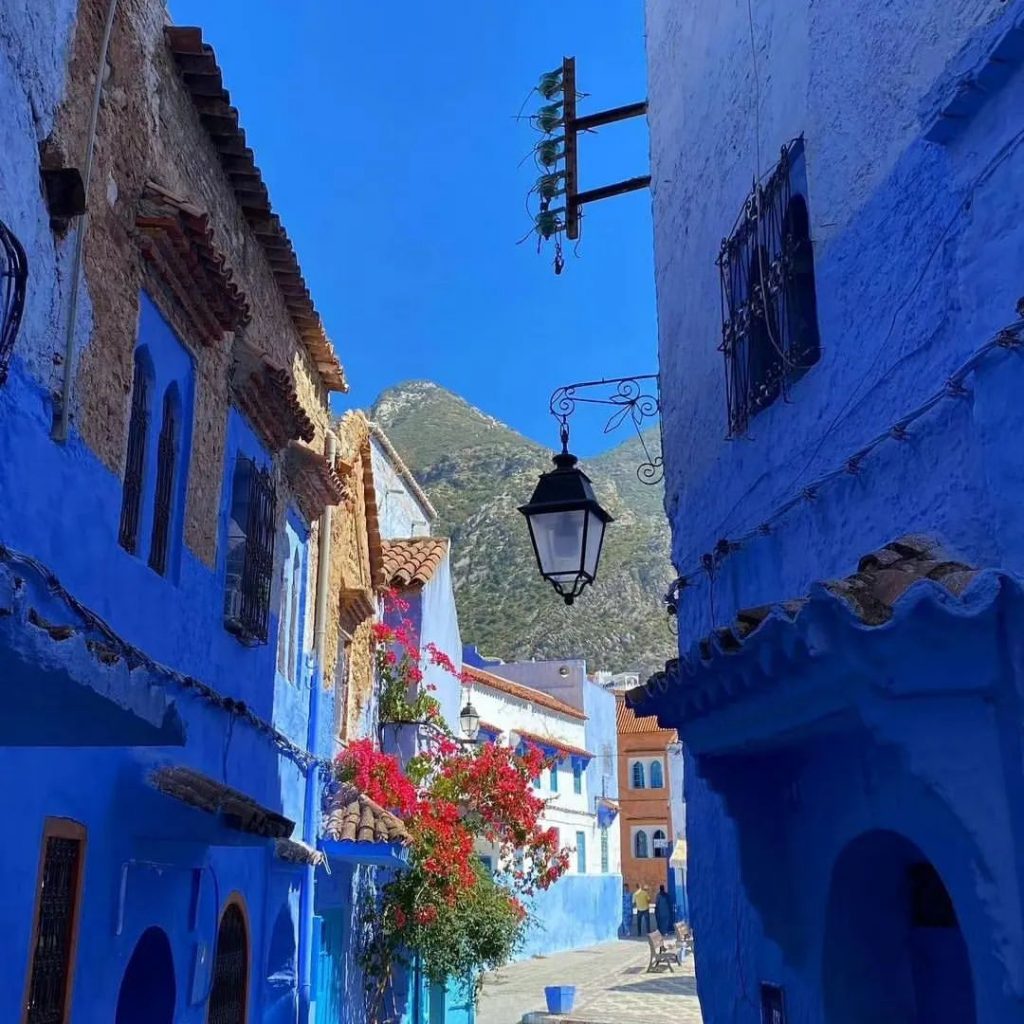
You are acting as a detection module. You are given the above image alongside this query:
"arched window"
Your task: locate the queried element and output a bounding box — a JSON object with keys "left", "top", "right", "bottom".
{"left": 653, "top": 829, "right": 667, "bottom": 857}
{"left": 288, "top": 549, "right": 301, "bottom": 681}
{"left": 782, "top": 193, "right": 821, "bottom": 369}
{"left": 208, "top": 898, "right": 249, "bottom": 1024}
{"left": 631, "top": 761, "right": 646, "bottom": 789}
{"left": 746, "top": 245, "right": 781, "bottom": 414}
{"left": 649, "top": 760, "right": 664, "bottom": 789}
{"left": 148, "top": 385, "right": 179, "bottom": 576}
{"left": 116, "top": 926, "right": 175, "bottom": 1024}
{"left": 634, "top": 830, "right": 649, "bottom": 859}
{"left": 119, "top": 347, "right": 152, "bottom": 553}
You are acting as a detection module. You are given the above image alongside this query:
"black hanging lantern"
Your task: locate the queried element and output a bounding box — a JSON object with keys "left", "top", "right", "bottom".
{"left": 459, "top": 692, "right": 481, "bottom": 741}
{"left": 519, "top": 432, "right": 613, "bottom": 605}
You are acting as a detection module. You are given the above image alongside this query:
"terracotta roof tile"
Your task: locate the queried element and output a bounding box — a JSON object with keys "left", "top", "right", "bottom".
{"left": 381, "top": 538, "right": 449, "bottom": 589}
{"left": 464, "top": 665, "right": 587, "bottom": 721}
{"left": 284, "top": 441, "right": 346, "bottom": 523}
{"left": 230, "top": 340, "right": 316, "bottom": 452}
{"left": 359, "top": 439, "right": 386, "bottom": 590}
{"left": 616, "top": 696, "right": 678, "bottom": 738}
{"left": 323, "top": 783, "right": 410, "bottom": 845}
{"left": 514, "top": 728, "right": 593, "bottom": 760}
{"left": 164, "top": 27, "right": 346, "bottom": 391}
{"left": 136, "top": 180, "right": 250, "bottom": 343}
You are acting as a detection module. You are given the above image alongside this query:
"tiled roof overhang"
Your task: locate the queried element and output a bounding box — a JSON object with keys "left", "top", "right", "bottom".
{"left": 323, "top": 783, "right": 410, "bottom": 844}
{"left": 627, "top": 536, "right": 994, "bottom": 743}
{"left": 358, "top": 440, "right": 386, "bottom": 590}
{"left": 514, "top": 728, "right": 594, "bottom": 761}
{"left": 149, "top": 765, "right": 294, "bottom": 839}
{"left": 381, "top": 537, "right": 449, "bottom": 589}
{"left": 164, "top": 26, "right": 347, "bottom": 392}
{"left": 284, "top": 440, "right": 345, "bottom": 523}
{"left": 135, "top": 180, "right": 251, "bottom": 343}
{"left": 231, "top": 339, "right": 316, "bottom": 452}
{"left": 464, "top": 665, "right": 587, "bottom": 721}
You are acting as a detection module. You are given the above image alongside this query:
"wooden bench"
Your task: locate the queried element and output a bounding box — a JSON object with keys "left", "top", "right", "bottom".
{"left": 673, "top": 922, "right": 693, "bottom": 960}
{"left": 646, "top": 930, "right": 677, "bottom": 973}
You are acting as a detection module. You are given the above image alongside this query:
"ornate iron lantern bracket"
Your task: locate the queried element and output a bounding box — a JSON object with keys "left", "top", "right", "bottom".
{"left": 549, "top": 374, "right": 663, "bottom": 484}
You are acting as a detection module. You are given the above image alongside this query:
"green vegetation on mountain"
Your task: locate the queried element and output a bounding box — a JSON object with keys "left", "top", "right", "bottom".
{"left": 370, "top": 381, "right": 676, "bottom": 679}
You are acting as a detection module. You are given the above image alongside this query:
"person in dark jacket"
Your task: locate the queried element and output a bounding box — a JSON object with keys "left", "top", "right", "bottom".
{"left": 655, "top": 884, "right": 672, "bottom": 935}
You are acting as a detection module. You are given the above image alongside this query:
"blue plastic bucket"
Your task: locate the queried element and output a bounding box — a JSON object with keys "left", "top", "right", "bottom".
{"left": 544, "top": 986, "right": 576, "bottom": 1014}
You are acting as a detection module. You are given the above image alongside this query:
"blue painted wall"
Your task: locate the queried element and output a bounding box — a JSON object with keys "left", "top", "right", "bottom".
{"left": 517, "top": 875, "right": 623, "bottom": 959}
{"left": 645, "top": 1, "right": 1024, "bottom": 1021}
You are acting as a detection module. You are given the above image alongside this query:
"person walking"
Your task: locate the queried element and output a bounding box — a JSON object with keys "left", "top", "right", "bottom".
{"left": 655, "top": 883, "right": 672, "bottom": 935}
{"left": 633, "top": 884, "right": 652, "bottom": 936}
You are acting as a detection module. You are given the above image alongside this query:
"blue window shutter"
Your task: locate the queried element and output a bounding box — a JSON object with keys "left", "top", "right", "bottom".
{"left": 576, "top": 831, "right": 586, "bottom": 873}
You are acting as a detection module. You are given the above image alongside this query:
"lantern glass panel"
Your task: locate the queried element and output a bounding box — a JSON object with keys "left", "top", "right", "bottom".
{"left": 583, "top": 509, "right": 606, "bottom": 579}
{"left": 528, "top": 509, "right": 586, "bottom": 581}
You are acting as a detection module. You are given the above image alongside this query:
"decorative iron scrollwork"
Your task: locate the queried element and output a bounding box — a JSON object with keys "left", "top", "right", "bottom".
{"left": 0, "top": 217, "right": 28, "bottom": 386}
{"left": 549, "top": 374, "right": 662, "bottom": 484}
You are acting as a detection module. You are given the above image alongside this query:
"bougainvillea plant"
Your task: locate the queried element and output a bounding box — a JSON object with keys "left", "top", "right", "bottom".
{"left": 335, "top": 591, "right": 572, "bottom": 1019}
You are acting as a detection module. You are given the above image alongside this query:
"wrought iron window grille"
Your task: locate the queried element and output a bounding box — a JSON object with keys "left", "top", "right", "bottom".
{"left": 718, "top": 136, "right": 821, "bottom": 438}
{"left": 118, "top": 357, "right": 150, "bottom": 554}
{"left": 224, "top": 456, "right": 276, "bottom": 645}
{"left": 148, "top": 389, "right": 178, "bottom": 576}
{"left": 25, "top": 827, "right": 84, "bottom": 1024}
{"left": 207, "top": 902, "right": 249, "bottom": 1024}
{"left": 0, "top": 217, "right": 28, "bottom": 387}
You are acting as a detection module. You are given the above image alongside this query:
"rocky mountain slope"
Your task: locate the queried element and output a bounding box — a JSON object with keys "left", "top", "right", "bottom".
{"left": 370, "top": 381, "right": 676, "bottom": 678}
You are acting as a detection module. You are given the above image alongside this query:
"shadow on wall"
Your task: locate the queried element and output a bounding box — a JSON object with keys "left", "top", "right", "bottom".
{"left": 115, "top": 926, "right": 176, "bottom": 1024}
{"left": 822, "top": 829, "right": 976, "bottom": 1024}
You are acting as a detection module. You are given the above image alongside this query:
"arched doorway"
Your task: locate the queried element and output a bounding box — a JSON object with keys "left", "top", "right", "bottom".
{"left": 822, "top": 830, "right": 975, "bottom": 1024}
{"left": 208, "top": 899, "right": 249, "bottom": 1024}
{"left": 116, "top": 926, "right": 176, "bottom": 1024}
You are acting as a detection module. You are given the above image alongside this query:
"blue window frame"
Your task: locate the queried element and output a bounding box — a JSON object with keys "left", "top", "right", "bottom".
{"left": 650, "top": 760, "right": 664, "bottom": 789}
{"left": 573, "top": 760, "right": 583, "bottom": 795}
{"left": 632, "top": 761, "right": 646, "bottom": 789}
{"left": 118, "top": 294, "right": 194, "bottom": 581}
{"left": 480, "top": 856, "right": 493, "bottom": 875}
{"left": 576, "top": 832, "right": 586, "bottom": 874}
{"left": 276, "top": 516, "right": 309, "bottom": 684}
{"left": 550, "top": 764, "right": 559, "bottom": 793}
{"left": 634, "top": 830, "right": 648, "bottom": 859}
{"left": 600, "top": 828, "right": 609, "bottom": 873}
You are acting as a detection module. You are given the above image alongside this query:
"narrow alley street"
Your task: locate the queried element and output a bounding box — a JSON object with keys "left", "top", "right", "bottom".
{"left": 477, "top": 940, "right": 702, "bottom": 1024}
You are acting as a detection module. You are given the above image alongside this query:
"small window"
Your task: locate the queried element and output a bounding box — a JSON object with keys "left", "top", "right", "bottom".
{"left": 653, "top": 828, "right": 667, "bottom": 857}
{"left": 718, "top": 136, "right": 820, "bottom": 436}
{"left": 119, "top": 349, "right": 151, "bottom": 554}
{"left": 600, "top": 827, "right": 609, "bottom": 873}
{"left": 148, "top": 386, "right": 180, "bottom": 576}
{"left": 576, "top": 831, "right": 586, "bottom": 874}
{"left": 24, "top": 819, "right": 86, "bottom": 1024}
{"left": 549, "top": 764, "right": 559, "bottom": 793}
{"left": 650, "top": 760, "right": 664, "bottom": 789}
{"left": 224, "top": 456, "right": 276, "bottom": 644}
{"left": 208, "top": 899, "right": 249, "bottom": 1024}
{"left": 287, "top": 549, "right": 301, "bottom": 681}
{"left": 572, "top": 760, "right": 583, "bottom": 795}
{"left": 634, "top": 830, "right": 649, "bottom": 859}
{"left": 631, "top": 761, "right": 646, "bottom": 789}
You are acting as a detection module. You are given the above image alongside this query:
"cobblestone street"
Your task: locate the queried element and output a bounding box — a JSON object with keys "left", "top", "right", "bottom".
{"left": 477, "top": 939, "right": 703, "bottom": 1024}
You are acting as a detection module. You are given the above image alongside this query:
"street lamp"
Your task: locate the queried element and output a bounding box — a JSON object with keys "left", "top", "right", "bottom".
{"left": 519, "top": 430, "right": 613, "bottom": 605}
{"left": 459, "top": 693, "right": 481, "bottom": 742}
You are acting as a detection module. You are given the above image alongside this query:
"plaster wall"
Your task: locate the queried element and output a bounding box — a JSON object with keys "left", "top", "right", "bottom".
{"left": 646, "top": 0, "right": 1024, "bottom": 1020}
{"left": 516, "top": 875, "right": 624, "bottom": 960}
{"left": 370, "top": 435, "right": 433, "bottom": 540}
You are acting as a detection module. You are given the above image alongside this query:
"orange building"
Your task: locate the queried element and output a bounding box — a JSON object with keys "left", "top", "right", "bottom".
{"left": 616, "top": 696, "right": 678, "bottom": 893}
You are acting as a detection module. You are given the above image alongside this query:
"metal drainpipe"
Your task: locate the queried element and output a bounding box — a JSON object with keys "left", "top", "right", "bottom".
{"left": 54, "top": 0, "right": 119, "bottom": 442}
{"left": 298, "top": 430, "right": 336, "bottom": 1024}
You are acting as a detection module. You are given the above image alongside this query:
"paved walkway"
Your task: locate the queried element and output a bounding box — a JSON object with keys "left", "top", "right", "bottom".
{"left": 477, "top": 938, "right": 703, "bottom": 1024}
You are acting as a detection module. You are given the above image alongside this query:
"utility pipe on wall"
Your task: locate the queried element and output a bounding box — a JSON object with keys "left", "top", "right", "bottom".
{"left": 54, "top": 0, "right": 119, "bottom": 441}
{"left": 298, "top": 430, "right": 337, "bottom": 1024}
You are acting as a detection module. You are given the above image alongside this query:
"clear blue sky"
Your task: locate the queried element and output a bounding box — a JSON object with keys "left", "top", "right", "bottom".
{"left": 170, "top": 2, "right": 656, "bottom": 456}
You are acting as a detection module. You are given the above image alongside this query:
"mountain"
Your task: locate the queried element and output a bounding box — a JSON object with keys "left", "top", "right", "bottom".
{"left": 370, "top": 381, "right": 676, "bottom": 679}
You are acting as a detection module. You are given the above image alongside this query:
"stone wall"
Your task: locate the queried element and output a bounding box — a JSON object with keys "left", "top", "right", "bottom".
{"left": 42, "top": 0, "right": 338, "bottom": 566}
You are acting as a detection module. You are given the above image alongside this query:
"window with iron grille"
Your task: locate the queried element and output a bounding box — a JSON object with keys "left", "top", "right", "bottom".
{"left": 718, "top": 137, "right": 821, "bottom": 437}
{"left": 224, "top": 456, "right": 276, "bottom": 644}
{"left": 0, "top": 216, "right": 28, "bottom": 387}
{"left": 148, "top": 387, "right": 179, "bottom": 576}
{"left": 600, "top": 827, "right": 609, "bottom": 873}
{"left": 25, "top": 820, "right": 85, "bottom": 1024}
{"left": 118, "top": 351, "right": 150, "bottom": 554}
